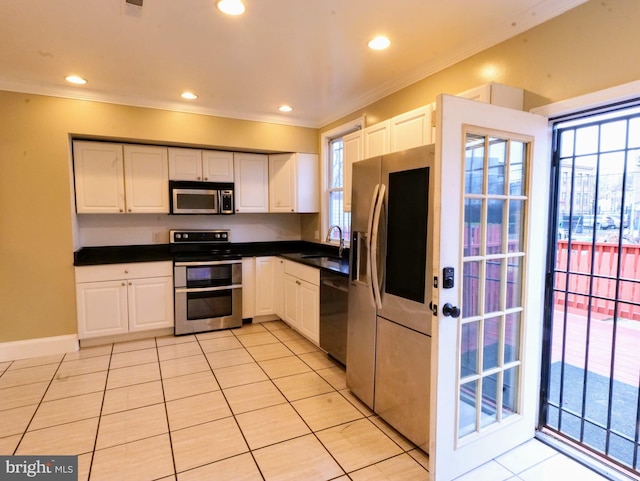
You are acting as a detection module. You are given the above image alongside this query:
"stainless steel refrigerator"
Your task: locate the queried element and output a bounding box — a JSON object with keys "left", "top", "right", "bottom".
{"left": 347, "top": 144, "right": 434, "bottom": 453}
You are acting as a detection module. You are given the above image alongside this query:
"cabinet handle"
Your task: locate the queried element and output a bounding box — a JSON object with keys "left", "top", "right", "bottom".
{"left": 119, "top": 209, "right": 123, "bottom": 213}
{"left": 291, "top": 209, "right": 294, "bottom": 212}
{"left": 204, "top": 177, "right": 208, "bottom": 181}
{"left": 197, "top": 176, "right": 201, "bottom": 180}
{"left": 128, "top": 209, "right": 132, "bottom": 213}
{"left": 124, "top": 270, "right": 129, "bottom": 274}
{"left": 129, "top": 282, "right": 132, "bottom": 286}
{"left": 121, "top": 282, "right": 125, "bottom": 286}
{"left": 296, "top": 280, "right": 301, "bottom": 285}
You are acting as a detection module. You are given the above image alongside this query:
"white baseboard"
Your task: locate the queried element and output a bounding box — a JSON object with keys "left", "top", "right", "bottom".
{"left": 0, "top": 334, "right": 79, "bottom": 363}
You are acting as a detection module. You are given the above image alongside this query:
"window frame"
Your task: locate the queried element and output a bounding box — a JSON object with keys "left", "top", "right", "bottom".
{"left": 320, "top": 117, "right": 364, "bottom": 248}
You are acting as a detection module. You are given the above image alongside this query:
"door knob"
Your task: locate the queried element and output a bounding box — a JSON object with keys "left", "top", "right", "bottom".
{"left": 442, "top": 303, "right": 461, "bottom": 318}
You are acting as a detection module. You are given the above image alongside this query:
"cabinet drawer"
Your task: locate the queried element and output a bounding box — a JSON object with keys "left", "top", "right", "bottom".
{"left": 75, "top": 261, "right": 172, "bottom": 283}
{"left": 283, "top": 260, "right": 319, "bottom": 285}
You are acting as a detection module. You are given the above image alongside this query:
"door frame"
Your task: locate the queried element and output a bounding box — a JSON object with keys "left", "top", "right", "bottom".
{"left": 430, "top": 94, "right": 550, "bottom": 480}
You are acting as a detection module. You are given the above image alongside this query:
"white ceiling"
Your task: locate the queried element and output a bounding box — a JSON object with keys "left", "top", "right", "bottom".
{"left": 0, "top": 0, "right": 586, "bottom": 128}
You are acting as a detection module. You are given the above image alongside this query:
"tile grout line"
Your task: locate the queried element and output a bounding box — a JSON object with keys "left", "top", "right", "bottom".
{"left": 1, "top": 321, "right": 427, "bottom": 480}
{"left": 155, "top": 336, "right": 179, "bottom": 481}
{"left": 195, "top": 329, "right": 268, "bottom": 481}
{"left": 10, "top": 355, "right": 67, "bottom": 455}
{"left": 231, "top": 324, "right": 351, "bottom": 479}
{"left": 86, "top": 341, "right": 114, "bottom": 481}
{"left": 230, "top": 322, "right": 426, "bottom": 478}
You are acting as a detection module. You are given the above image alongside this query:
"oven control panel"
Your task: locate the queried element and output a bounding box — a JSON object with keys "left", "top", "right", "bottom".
{"left": 170, "top": 229, "right": 230, "bottom": 243}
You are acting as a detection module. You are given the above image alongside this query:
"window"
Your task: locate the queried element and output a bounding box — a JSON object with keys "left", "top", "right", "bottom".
{"left": 327, "top": 137, "right": 351, "bottom": 243}
{"left": 320, "top": 118, "right": 362, "bottom": 247}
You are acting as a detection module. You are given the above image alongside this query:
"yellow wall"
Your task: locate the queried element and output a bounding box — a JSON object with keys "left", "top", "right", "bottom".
{"left": 0, "top": 93, "right": 317, "bottom": 342}
{"left": 2, "top": 0, "right": 640, "bottom": 343}
{"left": 322, "top": 0, "right": 640, "bottom": 132}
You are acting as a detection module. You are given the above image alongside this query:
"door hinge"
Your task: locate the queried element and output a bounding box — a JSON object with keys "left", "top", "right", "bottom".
{"left": 433, "top": 276, "right": 438, "bottom": 288}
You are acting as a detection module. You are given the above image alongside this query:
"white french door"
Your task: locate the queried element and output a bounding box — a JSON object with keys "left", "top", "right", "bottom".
{"left": 430, "top": 94, "right": 549, "bottom": 480}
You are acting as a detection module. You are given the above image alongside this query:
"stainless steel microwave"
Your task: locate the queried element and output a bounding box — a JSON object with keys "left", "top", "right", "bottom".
{"left": 169, "top": 181, "right": 234, "bottom": 215}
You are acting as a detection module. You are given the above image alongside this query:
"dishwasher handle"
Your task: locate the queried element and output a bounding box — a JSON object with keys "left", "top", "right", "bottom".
{"left": 321, "top": 279, "right": 349, "bottom": 293}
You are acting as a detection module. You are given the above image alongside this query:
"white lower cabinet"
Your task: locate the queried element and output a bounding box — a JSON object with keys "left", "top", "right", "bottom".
{"left": 255, "top": 256, "right": 276, "bottom": 316}
{"left": 282, "top": 260, "right": 319, "bottom": 343}
{"left": 274, "top": 258, "right": 284, "bottom": 319}
{"left": 241, "top": 257, "right": 256, "bottom": 319}
{"left": 75, "top": 261, "right": 173, "bottom": 339}
{"left": 247, "top": 256, "right": 284, "bottom": 320}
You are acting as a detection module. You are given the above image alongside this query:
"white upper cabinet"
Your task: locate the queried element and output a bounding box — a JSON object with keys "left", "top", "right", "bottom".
{"left": 234, "top": 152, "right": 269, "bottom": 213}
{"left": 74, "top": 141, "right": 126, "bottom": 214}
{"left": 268, "top": 153, "right": 319, "bottom": 213}
{"left": 168, "top": 147, "right": 234, "bottom": 182}
{"left": 202, "top": 150, "right": 234, "bottom": 182}
{"left": 73, "top": 141, "right": 169, "bottom": 214}
{"left": 457, "top": 82, "right": 524, "bottom": 110}
{"left": 343, "top": 129, "right": 363, "bottom": 213}
{"left": 168, "top": 148, "right": 201, "bottom": 181}
{"left": 364, "top": 120, "right": 391, "bottom": 158}
{"left": 390, "top": 105, "right": 433, "bottom": 152}
{"left": 123, "top": 144, "right": 169, "bottom": 213}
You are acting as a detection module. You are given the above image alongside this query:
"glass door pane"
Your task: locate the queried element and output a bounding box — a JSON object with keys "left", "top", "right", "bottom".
{"left": 458, "top": 131, "right": 529, "bottom": 440}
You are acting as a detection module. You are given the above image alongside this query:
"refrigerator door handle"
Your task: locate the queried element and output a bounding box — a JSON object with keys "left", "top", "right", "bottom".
{"left": 365, "top": 184, "right": 380, "bottom": 306}
{"left": 370, "top": 183, "right": 386, "bottom": 310}
{"left": 366, "top": 184, "right": 380, "bottom": 250}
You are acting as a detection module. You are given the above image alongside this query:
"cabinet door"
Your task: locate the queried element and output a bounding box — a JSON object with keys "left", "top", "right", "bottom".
{"left": 274, "top": 258, "right": 285, "bottom": 319}
{"left": 76, "top": 280, "right": 128, "bottom": 338}
{"left": 296, "top": 153, "right": 320, "bottom": 213}
{"left": 390, "top": 105, "right": 433, "bottom": 153}
{"left": 269, "top": 153, "right": 295, "bottom": 213}
{"left": 298, "top": 280, "right": 319, "bottom": 343}
{"left": 255, "top": 257, "right": 275, "bottom": 316}
{"left": 283, "top": 274, "right": 299, "bottom": 329}
{"left": 202, "top": 150, "right": 234, "bottom": 182}
{"left": 242, "top": 257, "right": 256, "bottom": 319}
{"left": 364, "top": 120, "right": 390, "bottom": 158}
{"left": 234, "top": 153, "right": 269, "bottom": 213}
{"left": 73, "top": 141, "right": 125, "bottom": 213}
{"left": 168, "top": 147, "right": 202, "bottom": 181}
{"left": 343, "top": 130, "right": 363, "bottom": 213}
{"left": 123, "top": 145, "right": 169, "bottom": 213}
{"left": 127, "top": 276, "right": 174, "bottom": 332}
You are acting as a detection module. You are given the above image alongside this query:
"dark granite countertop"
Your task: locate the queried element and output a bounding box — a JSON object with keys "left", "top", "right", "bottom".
{"left": 74, "top": 241, "right": 349, "bottom": 276}
{"left": 279, "top": 252, "right": 349, "bottom": 277}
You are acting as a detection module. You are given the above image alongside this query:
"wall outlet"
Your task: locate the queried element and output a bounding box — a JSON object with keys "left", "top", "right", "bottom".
{"left": 314, "top": 230, "right": 319, "bottom": 240}
{"left": 152, "top": 231, "right": 163, "bottom": 243}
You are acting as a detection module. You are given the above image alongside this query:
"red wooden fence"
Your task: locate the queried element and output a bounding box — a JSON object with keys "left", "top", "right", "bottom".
{"left": 555, "top": 241, "right": 640, "bottom": 321}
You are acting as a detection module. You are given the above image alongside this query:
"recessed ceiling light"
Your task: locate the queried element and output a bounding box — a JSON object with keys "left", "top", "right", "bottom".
{"left": 368, "top": 36, "right": 390, "bottom": 50}
{"left": 181, "top": 91, "right": 198, "bottom": 100}
{"left": 217, "top": 0, "right": 245, "bottom": 15}
{"left": 65, "top": 75, "right": 87, "bottom": 85}
{"left": 278, "top": 105, "right": 293, "bottom": 113}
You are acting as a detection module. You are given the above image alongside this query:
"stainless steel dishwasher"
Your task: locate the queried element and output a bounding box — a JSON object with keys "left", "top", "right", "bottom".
{"left": 319, "top": 270, "right": 349, "bottom": 365}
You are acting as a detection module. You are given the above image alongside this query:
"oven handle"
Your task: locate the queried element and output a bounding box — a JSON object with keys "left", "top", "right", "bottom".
{"left": 175, "top": 260, "right": 241, "bottom": 267}
{"left": 175, "top": 284, "right": 242, "bottom": 294}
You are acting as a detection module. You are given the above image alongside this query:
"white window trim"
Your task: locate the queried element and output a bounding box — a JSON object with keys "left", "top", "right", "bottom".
{"left": 319, "top": 116, "right": 365, "bottom": 246}
{"left": 531, "top": 80, "right": 640, "bottom": 118}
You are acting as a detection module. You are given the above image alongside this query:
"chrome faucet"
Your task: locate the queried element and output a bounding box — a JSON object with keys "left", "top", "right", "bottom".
{"left": 326, "top": 225, "right": 344, "bottom": 257}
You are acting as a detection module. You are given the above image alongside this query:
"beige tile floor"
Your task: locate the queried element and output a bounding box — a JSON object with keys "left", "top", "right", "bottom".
{"left": 0, "top": 320, "right": 610, "bottom": 481}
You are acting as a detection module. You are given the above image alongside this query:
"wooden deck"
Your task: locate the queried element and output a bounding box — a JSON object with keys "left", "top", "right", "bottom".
{"left": 551, "top": 308, "right": 640, "bottom": 387}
